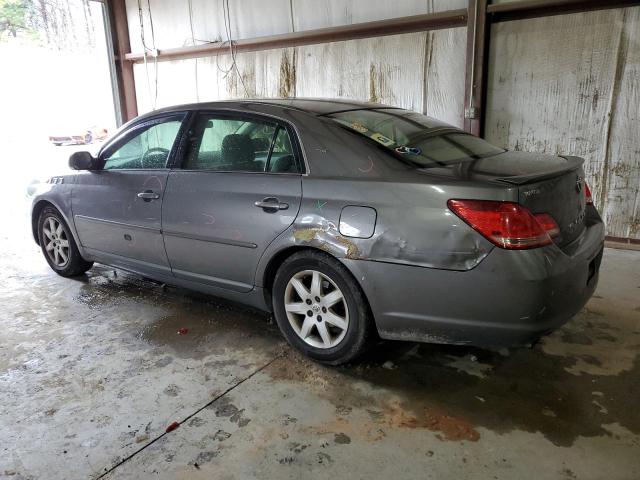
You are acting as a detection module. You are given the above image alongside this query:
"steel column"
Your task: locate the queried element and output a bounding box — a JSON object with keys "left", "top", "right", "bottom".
{"left": 463, "top": 0, "right": 489, "bottom": 137}
{"left": 107, "top": 0, "right": 137, "bottom": 122}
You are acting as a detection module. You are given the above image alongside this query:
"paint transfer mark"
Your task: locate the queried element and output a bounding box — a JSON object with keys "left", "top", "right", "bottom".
{"left": 142, "top": 175, "right": 163, "bottom": 191}
{"left": 358, "top": 157, "right": 374, "bottom": 173}
{"left": 201, "top": 213, "right": 215, "bottom": 225}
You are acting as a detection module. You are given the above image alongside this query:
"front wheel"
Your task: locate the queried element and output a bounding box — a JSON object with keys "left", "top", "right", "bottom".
{"left": 38, "top": 206, "right": 93, "bottom": 277}
{"left": 272, "top": 250, "right": 373, "bottom": 365}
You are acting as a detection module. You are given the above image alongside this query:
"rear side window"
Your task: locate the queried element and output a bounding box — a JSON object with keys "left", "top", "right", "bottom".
{"left": 103, "top": 119, "right": 182, "bottom": 170}
{"left": 327, "top": 109, "right": 504, "bottom": 167}
{"left": 183, "top": 114, "right": 299, "bottom": 173}
{"left": 266, "top": 127, "right": 297, "bottom": 173}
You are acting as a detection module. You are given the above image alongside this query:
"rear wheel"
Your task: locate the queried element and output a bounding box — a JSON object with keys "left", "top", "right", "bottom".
{"left": 38, "top": 206, "right": 93, "bottom": 277}
{"left": 272, "top": 250, "right": 372, "bottom": 365}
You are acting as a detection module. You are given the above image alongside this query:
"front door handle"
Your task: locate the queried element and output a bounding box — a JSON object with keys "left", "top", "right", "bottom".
{"left": 137, "top": 190, "right": 160, "bottom": 202}
{"left": 254, "top": 197, "right": 289, "bottom": 211}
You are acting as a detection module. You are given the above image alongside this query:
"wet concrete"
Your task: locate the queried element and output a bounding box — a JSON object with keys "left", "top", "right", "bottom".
{"left": 0, "top": 192, "right": 639, "bottom": 479}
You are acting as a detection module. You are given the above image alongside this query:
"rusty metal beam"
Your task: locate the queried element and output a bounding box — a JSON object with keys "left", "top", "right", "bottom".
{"left": 125, "top": 9, "right": 468, "bottom": 63}
{"left": 487, "top": 0, "right": 640, "bottom": 23}
{"left": 463, "top": 0, "right": 489, "bottom": 137}
{"left": 107, "top": 0, "right": 137, "bottom": 121}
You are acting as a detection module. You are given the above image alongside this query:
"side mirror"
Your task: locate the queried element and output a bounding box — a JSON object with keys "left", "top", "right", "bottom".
{"left": 69, "top": 151, "right": 98, "bottom": 170}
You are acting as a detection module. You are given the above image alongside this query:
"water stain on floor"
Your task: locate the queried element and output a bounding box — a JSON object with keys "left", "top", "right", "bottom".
{"left": 17, "top": 254, "right": 640, "bottom": 454}
{"left": 73, "top": 265, "right": 283, "bottom": 359}
{"left": 266, "top": 312, "right": 640, "bottom": 447}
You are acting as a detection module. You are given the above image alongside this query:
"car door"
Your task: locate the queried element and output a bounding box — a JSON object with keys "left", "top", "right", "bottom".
{"left": 162, "top": 111, "right": 303, "bottom": 292}
{"left": 72, "top": 114, "right": 185, "bottom": 277}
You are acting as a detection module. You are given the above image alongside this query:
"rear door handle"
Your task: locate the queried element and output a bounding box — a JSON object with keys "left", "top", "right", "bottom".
{"left": 137, "top": 190, "right": 160, "bottom": 201}
{"left": 254, "top": 197, "right": 289, "bottom": 211}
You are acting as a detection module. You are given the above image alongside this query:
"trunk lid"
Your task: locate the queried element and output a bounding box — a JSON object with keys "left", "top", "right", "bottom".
{"left": 513, "top": 157, "right": 587, "bottom": 248}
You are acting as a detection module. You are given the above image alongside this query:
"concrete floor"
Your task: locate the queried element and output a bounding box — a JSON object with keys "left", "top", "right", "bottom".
{"left": 1, "top": 175, "right": 639, "bottom": 479}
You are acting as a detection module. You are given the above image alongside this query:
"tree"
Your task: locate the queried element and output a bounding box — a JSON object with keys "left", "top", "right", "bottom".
{"left": 0, "top": 0, "right": 29, "bottom": 39}
{"left": 1, "top": 0, "right": 96, "bottom": 48}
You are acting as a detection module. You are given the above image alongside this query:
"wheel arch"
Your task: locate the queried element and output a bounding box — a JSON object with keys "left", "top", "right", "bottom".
{"left": 261, "top": 246, "right": 377, "bottom": 331}
{"left": 31, "top": 199, "right": 80, "bottom": 250}
{"left": 261, "top": 246, "right": 314, "bottom": 309}
{"left": 31, "top": 200, "right": 56, "bottom": 245}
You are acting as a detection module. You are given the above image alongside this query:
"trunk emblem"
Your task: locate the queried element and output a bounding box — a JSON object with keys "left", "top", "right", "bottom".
{"left": 568, "top": 208, "right": 586, "bottom": 231}
{"left": 576, "top": 176, "right": 583, "bottom": 193}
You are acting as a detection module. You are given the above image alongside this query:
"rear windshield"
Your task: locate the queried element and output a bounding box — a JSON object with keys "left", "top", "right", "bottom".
{"left": 327, "top": 109, "right": 505, "bottom": 167}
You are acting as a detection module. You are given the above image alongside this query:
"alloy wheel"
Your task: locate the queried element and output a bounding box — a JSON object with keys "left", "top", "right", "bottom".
{"left": 284, "top": 269, "right": 349, "bottom": 349}
{"left": 42, "top": 217, "right": 70, "bottom": 268}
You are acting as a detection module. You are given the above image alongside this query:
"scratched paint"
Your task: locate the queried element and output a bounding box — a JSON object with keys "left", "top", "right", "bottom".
{"left": 292, "top": 224, "right": 361, "bottom": 260}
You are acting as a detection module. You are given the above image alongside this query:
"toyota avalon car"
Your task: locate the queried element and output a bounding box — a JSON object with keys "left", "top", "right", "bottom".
{"left": 30, "top": 99, "right": 604, "bottom": 364}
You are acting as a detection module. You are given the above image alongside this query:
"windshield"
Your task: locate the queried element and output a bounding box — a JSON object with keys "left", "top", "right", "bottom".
{"left": 327, "top": 109, "right": 505, "bottom": 167}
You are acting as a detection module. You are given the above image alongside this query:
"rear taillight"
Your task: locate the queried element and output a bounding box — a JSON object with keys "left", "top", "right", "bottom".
{"left": 533, "top": 213, "right": 560, "bottom": 237}
{"left": 584, "top": 182, "right": 593, "bottom": 205}
{"left": 447, "top": 199, "right": 556, "bottom": 250}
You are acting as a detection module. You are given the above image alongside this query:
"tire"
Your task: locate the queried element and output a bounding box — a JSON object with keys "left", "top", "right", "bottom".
{"left": 38, "top": 206, "right": 93, "bottom": 277}
{"left": 272, "top": 250, "right": 373, "bottom": 365}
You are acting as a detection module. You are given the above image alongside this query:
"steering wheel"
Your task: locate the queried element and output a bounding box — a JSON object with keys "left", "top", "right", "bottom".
{"left": 141, "top": 147, "right": 170, "bottom": 167}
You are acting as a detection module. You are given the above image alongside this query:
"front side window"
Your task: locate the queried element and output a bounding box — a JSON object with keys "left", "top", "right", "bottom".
{"left": 103, "top": 118, "right": 183, "bottom": 170}
{"left": 327, "top": 109, "right": 504, "bottom": 167}
{"left": 184, "top": 114, "right": 299, "bottom": 173}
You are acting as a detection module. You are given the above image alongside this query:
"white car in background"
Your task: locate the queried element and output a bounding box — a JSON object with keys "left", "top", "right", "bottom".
{"left": 49, "top": 126, "right": 109, "bottom": 146}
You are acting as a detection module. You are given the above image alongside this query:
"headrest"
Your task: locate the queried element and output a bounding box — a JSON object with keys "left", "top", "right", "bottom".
{"left": 221, "top": 134, "right": 255, "bottom": 165}
{"left": 252, "top": 137, "right": 271, "bottom": 152}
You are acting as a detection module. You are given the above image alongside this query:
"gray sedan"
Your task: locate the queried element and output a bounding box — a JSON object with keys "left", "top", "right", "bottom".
{"left": 30, "top": 99, "right": 604, "bottom": 364}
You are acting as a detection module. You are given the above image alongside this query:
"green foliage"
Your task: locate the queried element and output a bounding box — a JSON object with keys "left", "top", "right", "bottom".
{"left": 0, "top": 0, "right": 30, "bottom": 39}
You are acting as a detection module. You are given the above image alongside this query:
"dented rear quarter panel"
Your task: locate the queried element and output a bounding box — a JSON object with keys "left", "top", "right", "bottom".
{"left": 254, "top": 112, "right": 522, "bottom": 289}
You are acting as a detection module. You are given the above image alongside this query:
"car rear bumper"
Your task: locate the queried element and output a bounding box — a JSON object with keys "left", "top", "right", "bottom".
{"left": 342, "top": 214, "right": 605, "bottom": 347}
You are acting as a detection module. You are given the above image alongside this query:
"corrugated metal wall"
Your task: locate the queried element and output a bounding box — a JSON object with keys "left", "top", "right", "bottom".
{"left": 128, "top": 0, "right": 466, "bottom": 126}
{"left": 125, "top": 0, "right": 639, "bottom": 240}
{"left": 485, "top": 7, "right": 640, "bottom": 240}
